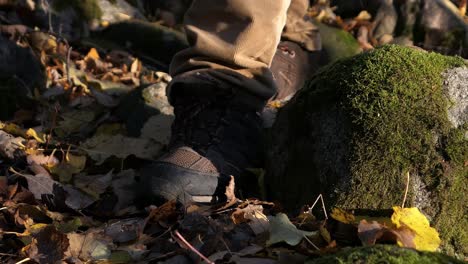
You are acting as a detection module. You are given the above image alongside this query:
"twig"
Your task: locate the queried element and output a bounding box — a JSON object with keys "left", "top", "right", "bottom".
{"left": 15, "top": 257, "right": 31, "bottom": 264}
{"left": 308, "top": 194, "right": 328, "bottom": 219}
{"left": 401, "top": 171, "right": 410, "bottom": 208}
{"left": 173, "top": 230, "right": 214, "bottom": 264}
{"left": 0, "top": 207, "right": 8, "bottom": 211}
{"left": 303, "top": 234, "right": 320, "bottom": 250}
{"left": 0, "top": 252, "right": 18, "bottom": 257}
{"left": 66, "top": 46, "right": 73, "bottom": 85}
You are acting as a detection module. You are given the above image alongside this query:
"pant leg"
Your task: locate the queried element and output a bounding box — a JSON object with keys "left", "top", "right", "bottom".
{"left": 283, "top": 0, "right": 322, "bottom": 52}
{"left": 169, "top": 0, "right": 291, "bottom": 110}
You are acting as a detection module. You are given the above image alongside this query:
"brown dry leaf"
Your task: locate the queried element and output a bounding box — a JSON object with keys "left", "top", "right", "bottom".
{"left": 357, "top": 219, "right": 416, "bottom": 248}
{"left": 23, "top": 224, "right": 69, "bottom": 264}
{"left": 147, "top": 200, "right": 178, "bottom": 226}
{"left": 66, "top": 229, "right": 114, "bottom": 261}
{"left": 74, "top": 171, "right": 113, "bottom": 199}
{"left": 232, "top": 204, "right": 269, "bottom": 235}
{"left": 27, "top": 153, "right": 59, "bottom": 168}
{"left": 357, "top": 220, "right": 386, "bottom": 246}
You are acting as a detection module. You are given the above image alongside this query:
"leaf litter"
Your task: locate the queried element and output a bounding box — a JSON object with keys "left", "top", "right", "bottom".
{"left": 0, "top": 2, "right": 450, "bottom": 263}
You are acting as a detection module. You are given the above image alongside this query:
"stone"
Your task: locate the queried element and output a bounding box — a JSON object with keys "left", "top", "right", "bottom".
{"left": 420, "top": 0, "right": 468, "bottom": 56}
{"left": 443, "top": 67, "right": 468, "bottom": 128}
{"left": 94, "top": 21, "right": 188, "bottom": 67}
{"left": 266, "top": 45, "right": 467, "bottom": 256}
{"left": 372, "top": 0, "right": 398, "bottom": 43}
{"left": 316, "top": 22, "right": 362, "bottom": 65}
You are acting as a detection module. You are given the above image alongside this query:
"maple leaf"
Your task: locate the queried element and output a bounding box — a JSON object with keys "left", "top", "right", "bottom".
{"left": 391, "top": 207, "right": 441, "bottom": 252}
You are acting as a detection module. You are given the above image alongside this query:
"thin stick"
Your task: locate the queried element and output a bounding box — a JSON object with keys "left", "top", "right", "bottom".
{"left": 402, "top": 171, "right": 410, "bottom": 208}
{"left": 66, "top": 46, "right": 73, "bottom": 85}
{"left": 308, "top": 194, "right": 321, "bottom": 214}
{"left": 15, "top": 258, "right": 31, "bottom": 264}
{"left": 173, "top": 230, "right": 214, "bottom": 264}
{"left": 308, "top": 194, "right": 328, "bottom": 219}
{"left": 303, "top": 235, "right": 320, "bottom": 250}
{"left": 0, "top": 207, "right": 8, "bottom": 211}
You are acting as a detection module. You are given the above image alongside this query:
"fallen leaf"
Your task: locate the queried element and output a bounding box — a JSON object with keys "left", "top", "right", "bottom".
{"left": 330, "top": 208, "right": 355, "bottom": 224}
{"left": 391, "top": 206, "right": 441, "bottom": 251}
{"left": 105, "top": 218, "right": 145, "bottom": 243}
{"left": 66, "top": 229, "right": 114, "bottom": 261}
{"left": 0, "top": 130, "right": 25, "bottom": 159}
{"left": 25, "top": 128, "right": 46, "bottom": 143}
{"left": 112, "top": 170, "right": 137, "bottom": 214}
{"left": 74, "top": 171, "right": 113, "bottom": 199}
{"left": 18, "top": 172, "right": 96, "bottom": 210}
{"left": 27, "top": 153, "right": 59, "bottom": 168}
{"left": 267, "top": 213, "right": 317, "bottom": 246}
{"left": 81, "top": 134, "right": 163, "bottom": 164}
{"left": 55, "top": 110, "right": 95, "bottom": 138}
{"left": 232, "top": 204, "right": 269, "bottom": 235}
{"left": 86, "top": 48, "right": 101, "bottom": 60}
{"left": 147, "top": 200, "right": 178, "bottom": 226}
{"left": 23, "top": 225, "right": 69, "bottom": 264}
{"left": 358, "top": 219, "right": 416, "bottom": 248}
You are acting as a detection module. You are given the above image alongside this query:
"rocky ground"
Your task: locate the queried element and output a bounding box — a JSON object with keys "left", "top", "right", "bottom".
{"left": 0, "top": 0, "right": 467, "bottom": 263}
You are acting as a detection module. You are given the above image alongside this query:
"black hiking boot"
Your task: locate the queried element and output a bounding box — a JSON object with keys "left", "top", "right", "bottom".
{"left": 140, "top": 90, "right": 263, "bottom": 205}
{"left": 262, "top": 40, "right": 320, "bottom": 127}
{"left": 270, "top": 40, "right": 320, "bottom": 102}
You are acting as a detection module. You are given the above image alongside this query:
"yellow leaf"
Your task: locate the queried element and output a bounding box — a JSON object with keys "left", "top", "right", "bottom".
{"left": 391, "top": 206, "right": 441, "bottom": 251}
{"left": 331, "top": 208, "right": 355, "bottom": 224}
{"left": 1, "top": 123, "right": 26, "bottom": 137}
{"left": 86, "top": 48, "right": 100, "bottom": 60}
{"left": 26, "top": 128, "right": 46, "bottom": 143}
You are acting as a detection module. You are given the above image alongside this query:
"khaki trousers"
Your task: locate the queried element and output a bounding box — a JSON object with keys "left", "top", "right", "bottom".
{"left": 169, "top": 0, "right": 321, "bottom": 110}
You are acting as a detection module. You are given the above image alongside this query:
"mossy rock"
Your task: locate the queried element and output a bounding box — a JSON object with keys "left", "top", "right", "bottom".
{"left": 266, "top": 45, "right": 467, "bottom": 256}
{"left": 308, "top": 245, "right": 465, "bottom": 264}
{"left": 93, "top": 20, "right": 188, "bottom": 66}
{"left": 316, "top": 22, "right": 362, "bottom": 65}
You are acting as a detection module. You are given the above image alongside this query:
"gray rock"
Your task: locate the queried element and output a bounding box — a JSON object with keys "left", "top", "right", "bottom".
{"left": 443, "top": 67, "right": 468, "bottom": 128}
{"left": 372, "top": 0, "right": 398, "bottom": 42}
{"left": 421, "top": 0, "right": 468, "bottom": 55}
{"left": 316, "top": 22, "right": 362, "bottom": 65}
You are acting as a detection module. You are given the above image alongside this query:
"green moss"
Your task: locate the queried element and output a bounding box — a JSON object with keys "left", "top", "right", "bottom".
{"left": 268, "top": 45, "right": 467, "bottom": 255}
{"left": 316, "top": 22, "right": 362, "bottom": 64}
{"left": 53, "top": 0, "right": 103, "bottom": 21}
{"left": 307, "top": 245, "right": 465, "bottom": 264}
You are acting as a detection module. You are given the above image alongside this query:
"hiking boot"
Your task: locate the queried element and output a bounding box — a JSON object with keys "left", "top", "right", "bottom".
{"left": 270, "top": 40, "right": 319, "bottom": 102}
{"left": 262, "top": 40, "right": 320, "bottom": 127}
{"left": 140, "top": 89, "right": 263, "bottom": 205}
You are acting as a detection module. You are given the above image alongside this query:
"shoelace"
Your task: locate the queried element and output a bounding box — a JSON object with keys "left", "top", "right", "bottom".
{"left": 279, "top": 45, "right": 296, "bottom": 58}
